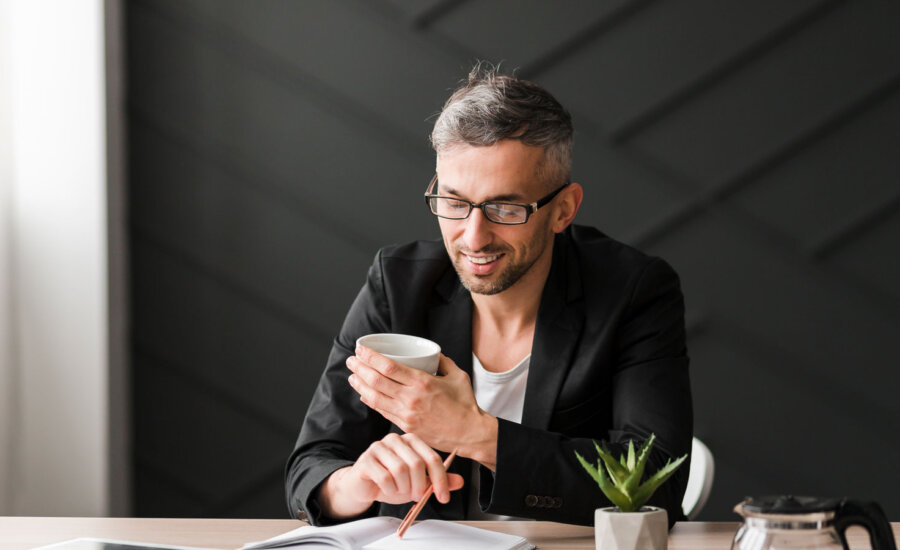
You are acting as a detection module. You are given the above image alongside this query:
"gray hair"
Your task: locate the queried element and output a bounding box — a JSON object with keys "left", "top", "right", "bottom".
{"left": 430, "top": 64, "right": 574, "bottom": 188}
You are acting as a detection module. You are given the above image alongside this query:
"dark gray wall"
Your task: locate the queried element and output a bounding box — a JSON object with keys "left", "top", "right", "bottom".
{"left": 125, "top": 0, "right": 900, "bottom": 520}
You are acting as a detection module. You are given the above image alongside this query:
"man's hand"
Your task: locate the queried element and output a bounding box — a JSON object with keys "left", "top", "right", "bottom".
{"left": 316, "top": 432, "right": 464, "bottom": 519}
{"left": 347, "top": 347, "right": 498, "bottom": 469}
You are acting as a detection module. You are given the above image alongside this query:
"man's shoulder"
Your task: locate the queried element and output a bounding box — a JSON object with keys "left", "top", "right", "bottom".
{"left": 371, "top": 238, "right": 456, "bottom": 302}
{"left": 372, "top": 238, "right": 450, "bottom": 279}
{"left": 561, "top": 225, "right": 681, "bottom": 302}
{"left": 565, "top": 224, "right": 658, "bottom": 270}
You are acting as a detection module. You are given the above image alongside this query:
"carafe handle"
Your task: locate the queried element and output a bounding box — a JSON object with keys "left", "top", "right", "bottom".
{"left": 834, "top": 499, "right": 896, "bottom": 550}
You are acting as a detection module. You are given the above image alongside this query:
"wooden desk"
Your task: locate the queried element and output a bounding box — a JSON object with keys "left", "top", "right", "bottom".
{"left": 0, "top": 517, "right": 896, "bottom": 550}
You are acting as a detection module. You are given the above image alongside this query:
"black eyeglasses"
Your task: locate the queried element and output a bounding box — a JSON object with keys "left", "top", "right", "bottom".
{"left": 424, "top": 175, "right": 569, "bottom": 225}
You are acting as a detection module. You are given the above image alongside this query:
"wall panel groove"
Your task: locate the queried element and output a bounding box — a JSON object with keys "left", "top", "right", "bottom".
{"left": 610, "top": 0, "right": 845, "bottom": 142}
{"left": 518, "top": 0, "right": 656, "bottom": 80}
{"left": 812, "top": 189, "right": 900, "bottom": 261}
{"left": 133, "top": 345, "right": 299, "bottom": 437}
{"left": 131, "top": 0, "right": 426, "bottom": 156}
{"left": 132, "top": 228, "right": 336, "bottom": 343}
{"left": 129, "top": 109, "right": 384, "bottom": 255}
{"left": 410, "top": 0, "right": 472, "bottom": 29}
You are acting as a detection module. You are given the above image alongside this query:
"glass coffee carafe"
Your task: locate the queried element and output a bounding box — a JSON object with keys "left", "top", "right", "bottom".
{"left": 732, "top": 496, "right": 897, "bottom": 550}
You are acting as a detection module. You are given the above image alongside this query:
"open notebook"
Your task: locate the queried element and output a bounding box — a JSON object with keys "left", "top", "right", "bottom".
{"left": 240, "top": 516, "right": 533, "bottom": 550}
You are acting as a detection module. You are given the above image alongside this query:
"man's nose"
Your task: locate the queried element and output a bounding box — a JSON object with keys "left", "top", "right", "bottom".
{"left": 462, "top": 207, "right": 493, "bottom": 251}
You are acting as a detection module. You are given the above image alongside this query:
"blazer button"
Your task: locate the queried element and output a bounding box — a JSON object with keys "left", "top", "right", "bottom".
{"left": 552, "top": 497, "right": 563, "bottom": 509}
{"left": 539, "top": 496, "right": 553, "bottom": 508}
{"left": 525, "top": 494, "right": 538, "bottom": 507}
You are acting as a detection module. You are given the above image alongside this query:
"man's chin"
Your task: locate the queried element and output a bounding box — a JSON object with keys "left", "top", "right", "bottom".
{"left": 461, "top": 279, "right": 504, "bottom": 296}
{"left": 457, "top": 271, "right": 510, "bottom": 296}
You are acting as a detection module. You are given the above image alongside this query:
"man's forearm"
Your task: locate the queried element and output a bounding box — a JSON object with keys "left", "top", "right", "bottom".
{"left": 316, "top": 467, "right": 374, "bottom": 519}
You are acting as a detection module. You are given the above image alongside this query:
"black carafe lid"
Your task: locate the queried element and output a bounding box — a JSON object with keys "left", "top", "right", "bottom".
{"left": 741, "top": 495, "right": 842, "bottom": 514}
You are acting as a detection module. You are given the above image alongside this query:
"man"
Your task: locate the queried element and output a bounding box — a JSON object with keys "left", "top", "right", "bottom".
{"left": 285, "top": 67, "right": 692, "bottom": 527}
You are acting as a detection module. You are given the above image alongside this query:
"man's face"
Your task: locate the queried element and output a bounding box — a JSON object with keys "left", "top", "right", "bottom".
{"left": 435, "top": 140, "right": 558, "bottom": 296}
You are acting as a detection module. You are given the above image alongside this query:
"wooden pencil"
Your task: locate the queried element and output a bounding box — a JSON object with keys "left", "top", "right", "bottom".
{"left": 396, "top": 449, "right": 458, "bottom": 539}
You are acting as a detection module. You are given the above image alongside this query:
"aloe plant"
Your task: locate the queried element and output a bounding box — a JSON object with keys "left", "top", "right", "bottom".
{"left": 575, "top": 433, "right": 687, "bottom": 512}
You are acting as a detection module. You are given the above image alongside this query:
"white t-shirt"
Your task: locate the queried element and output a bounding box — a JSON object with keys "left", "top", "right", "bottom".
{"left": 467, "top": 352, "right": 530, "bottom": 520}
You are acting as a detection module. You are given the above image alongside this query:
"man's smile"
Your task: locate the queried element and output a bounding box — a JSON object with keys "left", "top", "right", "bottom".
{"left": 465, "top": 253, "right": 503, "bottom": 265}
{"left": 461, "top": 252, "right": 505, "bottom": 276}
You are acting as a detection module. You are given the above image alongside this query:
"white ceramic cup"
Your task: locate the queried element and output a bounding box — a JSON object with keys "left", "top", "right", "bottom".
{"left": 355, "top": 333, "right": 441, "bottom": 375}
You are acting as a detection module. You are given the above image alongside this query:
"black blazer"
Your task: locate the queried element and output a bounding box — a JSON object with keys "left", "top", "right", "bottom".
{"left": 285, "top": 225, "right": 693, "bottom": 527}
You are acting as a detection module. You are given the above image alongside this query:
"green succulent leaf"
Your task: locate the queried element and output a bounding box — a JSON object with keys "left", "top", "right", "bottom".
{"left": 594, "top": 440, "right": 629, "bottom": 484}
{"left": 624, "top": 433, "right": 656, "bottom": 494}
{"left": 631, "top": 453, "right": 688, "bottom": 509}
{"left": 574, "top": 451, "right": 603, "bottom": 486}
{"left": 599, "top": 478, "right": 633, "bottom": 511}
{"left": 636, "top": 434, "right": 656, "bottom": 465}
{"left": 576, "top": 450, "right": 633, "bottom": 510}
{"left": 626, "top": 440, "right": 636, "bottom": 471}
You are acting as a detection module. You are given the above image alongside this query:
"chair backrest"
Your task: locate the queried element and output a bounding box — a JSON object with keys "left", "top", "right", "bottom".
{"left": 682, "top": 437, "right": 715, "bottom": 520}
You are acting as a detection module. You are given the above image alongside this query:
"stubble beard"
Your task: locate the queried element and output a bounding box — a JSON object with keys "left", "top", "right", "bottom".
{"left": 452, "top": 230, "right": 551, "bottom": 296}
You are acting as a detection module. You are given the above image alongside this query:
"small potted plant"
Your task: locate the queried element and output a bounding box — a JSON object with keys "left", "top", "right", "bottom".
{"left": 575, "top": 433, "right": 687, "bottom": 550}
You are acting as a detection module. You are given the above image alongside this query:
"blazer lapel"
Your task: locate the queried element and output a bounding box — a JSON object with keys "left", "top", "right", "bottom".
{"left": 426, "top": 267, "right": 473, "bottom": 377}
{"left": 521, "top": 234, "right": 584, "bottom": 430}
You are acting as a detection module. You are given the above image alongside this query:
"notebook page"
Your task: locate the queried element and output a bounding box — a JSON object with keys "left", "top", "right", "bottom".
{"left": 241, "top": 517, "right": 401, "bottom": 550}
{"left": 362, "top": 520, "right": 533, "bottom": 550}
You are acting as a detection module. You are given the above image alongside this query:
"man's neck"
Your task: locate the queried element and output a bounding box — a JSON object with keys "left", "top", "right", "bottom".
{"left": 470, "top": 239, "right": 554, "bottom": 338}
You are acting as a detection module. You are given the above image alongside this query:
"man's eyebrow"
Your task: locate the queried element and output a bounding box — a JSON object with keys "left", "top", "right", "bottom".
{"left": 439, "top": 185, "right": 526, "bottom": 203}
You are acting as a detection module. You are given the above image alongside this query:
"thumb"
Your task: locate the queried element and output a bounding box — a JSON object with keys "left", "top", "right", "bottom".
{"left": 447, "top": 473, "right": 465, "bottom": 492}
{"left": 436, "top": 354, "right": 461, "bottom": 376}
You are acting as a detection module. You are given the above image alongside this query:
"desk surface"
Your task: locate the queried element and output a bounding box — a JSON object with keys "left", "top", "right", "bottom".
{"left": 0, "top": 517, "right": 895, "bottom": 550}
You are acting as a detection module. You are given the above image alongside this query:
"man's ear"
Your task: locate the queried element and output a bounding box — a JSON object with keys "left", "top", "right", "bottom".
{"left": 552, "top": 183, "right": 583, "bottom": 233}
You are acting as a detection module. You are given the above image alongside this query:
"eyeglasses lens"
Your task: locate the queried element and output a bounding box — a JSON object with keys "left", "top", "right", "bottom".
{"left": 429, "top": 197, "right": 527, "bottom": 224}
{"left": 483, "top": 203, "right": 527, "bottom": 223}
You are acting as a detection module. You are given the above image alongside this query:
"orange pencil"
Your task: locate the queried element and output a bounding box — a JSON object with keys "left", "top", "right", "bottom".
{"left": 396, "top": 449, "right": 458, "bottom": 539}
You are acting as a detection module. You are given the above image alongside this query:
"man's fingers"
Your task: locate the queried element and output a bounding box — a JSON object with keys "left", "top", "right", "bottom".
{"left": 348, "top": 356, "right": 405, "bottom": 397}
{"left": 404, "top": 435, "right": 452, "bottom": 504}
{"left": 382, "top": 434, "right": 428, "bottom": 500}
{"left": 436, "top": 353, "right": 460, "bottom": 376}
{"left": 447, "top": 473, "right": 464, "bottom": 491}
{"left": 402, "top": 434, "right": 463, "bottom": 504}
{"left": 348, "top": 373, "right": 399, "bottom": 417}
{"left": 358, "top": 450, "right": 400, "bottom": 498}
{"left": 358, "top": 434, "right": 463, "bottom": 508}
{"left": 366, "top": 443, "right": 409, "bottom": 497}
{"left": 356, "top": 346, "right": 415, "bottom": 384}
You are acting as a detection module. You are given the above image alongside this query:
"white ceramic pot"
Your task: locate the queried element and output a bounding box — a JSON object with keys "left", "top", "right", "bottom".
{"left": 594, "top": 506, "right": 668, "bottom": 550}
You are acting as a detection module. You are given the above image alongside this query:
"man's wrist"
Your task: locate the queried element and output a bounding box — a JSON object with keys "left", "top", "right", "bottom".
{"left": 318, "top": 466, "right": 373, "bottom": 519}
{"left": 465, "top": 411, "right": 498, "bottom": 471}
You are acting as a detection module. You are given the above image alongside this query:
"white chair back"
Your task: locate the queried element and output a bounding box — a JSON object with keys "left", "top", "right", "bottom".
{"left": 682, "top": 437, "right": 714, "bottom": 520}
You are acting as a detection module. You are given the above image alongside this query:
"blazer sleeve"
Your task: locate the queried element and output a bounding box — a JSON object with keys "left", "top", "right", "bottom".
{"left": 478, "top": 257, "right": 693, "bottom": 528}
{"left": 284, "top": 250, "right": 393, "bottom": 525}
